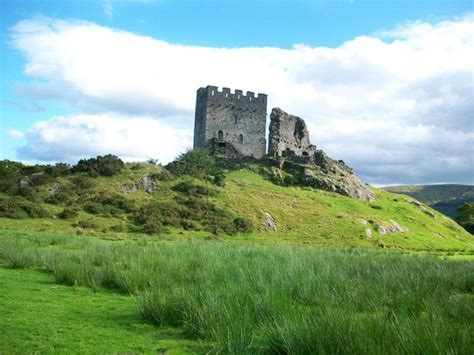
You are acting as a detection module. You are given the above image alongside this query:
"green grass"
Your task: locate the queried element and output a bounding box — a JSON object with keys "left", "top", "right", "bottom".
{"left": 1, "top": 229, "right": 473, "bottom": 354}
{"left": 0, "top": 264, "right": 201, "bottom": 354}
{"left": 1, "top": 165, "right": 472, "bottom": 252}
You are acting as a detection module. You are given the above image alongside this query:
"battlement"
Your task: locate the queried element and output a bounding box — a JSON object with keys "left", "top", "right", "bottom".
{"left": 194, "top": 85, "right": 267, "bottom": 159}
{"left": 198, "top": 85, "right": 267, "bottom": 102}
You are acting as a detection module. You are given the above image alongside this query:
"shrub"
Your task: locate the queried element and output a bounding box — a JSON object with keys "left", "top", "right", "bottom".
{"left": 83, "top": 201, "right": 121, "bottom": 217}
{"left": 171, "top": 181, "right": 216, "bottom": 197}
{"left": 166, "top": 148, "right": 215, "bottom": 178}
{"left": 58, "top": 207, "right": 79, "bottom": 219}
{"left": 0, "top": 197, "right": 29, "bottom": 219}
{"left": 22, "top": 203, "right": 50, "bottom": 218}
{"left": 457, "top": 202, "right": 474, "bottom": 234}
{"left": 73, "top": 154, "right": 124, "bottom": 176}
{"left": 30, "top": 173, "right": 53, "bottom": 186}
{"left": 101, "top": 194, "right": 135, "bottom": 213}
{"left": 77, "top": 219, "right": 99, "bottom": 229}
{"left": 0, "top": 197, "right": 49, "bottom": 218}
{"left": 214, "top": 173, "right": 226, "bottom": 187}
{"left": 72, "top": 176, "right": 96, "bottom": 190}
{"left": 232, "top": 217, "right": 254, "bottom": 233}
{"left": 44, "top": 163, "right": 71, "bottom": 177}
{"left": 150, "top": 170, "right": 174, "bottom": 181}
{"left": 46, "top": 191, "right": 75, "bottom": 205}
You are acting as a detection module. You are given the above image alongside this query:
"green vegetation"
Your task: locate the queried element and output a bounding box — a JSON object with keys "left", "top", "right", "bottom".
{"left": 73, "top": 154, "right": 125, "bottom": 176}
{"left": 0, "top": 155, "right": 472, "bottom": 251}
{"left": 383, "top": 184, "right": 474, "bottom": 219}
{"left": 1, "top": 230, "right": 473, "bottom": 353}
{"left": 458, "top": 202, "right": 474, "bottom": 234}
{"left": 0, "top": 263, "right": 200, "bottom": 353}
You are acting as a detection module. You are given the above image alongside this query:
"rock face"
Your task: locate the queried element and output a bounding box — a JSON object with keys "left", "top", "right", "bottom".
{"left": 262, "top": 108, "right": 375, "bottom": 202}
{"left": 268, "top": 108, "right": 317, "bottom": 157}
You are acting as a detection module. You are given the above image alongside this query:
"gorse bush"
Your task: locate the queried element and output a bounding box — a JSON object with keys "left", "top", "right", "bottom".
{"left": 171, "top": 181, "right": 216, "bottom": 197}
{"left": 166, "top": 148, "right": 215, "bottom": 178}
{"left": 0, "top": 231, "right": 472, "bottom": 354}
{"left": 0, "top": 197, "right": 49, "bottom": 219}
{"left": 73, "top": 154, "right": 124, "bottom": 177}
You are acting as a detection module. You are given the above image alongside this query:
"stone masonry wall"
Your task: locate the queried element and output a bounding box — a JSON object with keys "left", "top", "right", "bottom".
{"left": 193, "top": 85, "right": 267, "bottom": 159}
{"left": 268, "top": 107, "right": 316, "bottom": 157}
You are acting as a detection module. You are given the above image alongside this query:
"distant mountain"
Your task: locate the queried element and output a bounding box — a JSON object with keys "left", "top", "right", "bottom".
{"left": 382, "top": 184, "right": 474, "bottom": 219}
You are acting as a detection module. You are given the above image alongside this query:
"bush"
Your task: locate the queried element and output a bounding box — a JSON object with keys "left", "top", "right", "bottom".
{"left": 150, "top": 170, "right": 174, "bottom": 181}
{"left": 77, "top": 219, "right": 99, "bottom": 229}
{"left": 58, "top": 207, "right": 79, "bottom": 219}
{"left": 171, "top": 181, "right": 216, "bottom": 197}
{"left": 46, "top": 191, "right": 75, "bottom": 205}
{"left": 457, "top": 202, "right": 474, "bottom": 234}
{"left": 30, "top": 173, "right": 53, "bottom": 186}
{"left": 22, "top": 203, "right": 50, "bottom": 218}
{"left": 101, "top": 194, "right": 135, "bottom": 213}
{"left": 73, "top": 154, "right": 124, "bottom": 176}
{"left": 44, "top": 163, "right": 71, "bottom": 177}
{"left": 0, "top": 197, "right": 49, "bottom": 218}
{"left": 0, "top": 197, "right": 29, "bottom": 219}
{"left": 166, "top": 148, "right": 215, "bottom": 178}
{"left": 232, "top": 217, "right": 254, "bottom": 233}
{"left": 72, "top": 176, "right": 96, "bottom": 190}
{"left": 214, "top": 173, "right": 226, "bottom": 187}
{"left": 83, "top": 201, "right": 121, "bottom": 217}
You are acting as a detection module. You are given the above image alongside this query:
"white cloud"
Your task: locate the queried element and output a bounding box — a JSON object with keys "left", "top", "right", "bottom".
{"left": 8, "top": 129, "right": 25, "bottom": 139}
{"left": 8, "top": 14, "right": 474, "bottom": 184}
{"left": 18, "top": 114, "right": 192, "bottom": 163}
{"left": 102, "top": 1, "right": 113, "bottom": 19}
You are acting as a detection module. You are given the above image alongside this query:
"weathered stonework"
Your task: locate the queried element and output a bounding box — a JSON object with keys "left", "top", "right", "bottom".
{"left": 268, "top": 108, "right": 316, "bottom": 157}
{"left": 193, "top": 85, "right": 267, "bottom": 159}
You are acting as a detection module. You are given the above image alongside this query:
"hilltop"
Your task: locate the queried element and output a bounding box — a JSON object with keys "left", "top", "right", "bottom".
{"left": 0, "top": 154, "right": 472, "bottom": 252}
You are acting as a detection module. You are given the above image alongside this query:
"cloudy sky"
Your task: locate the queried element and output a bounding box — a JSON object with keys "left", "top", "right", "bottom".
{"left": 0, "top": 0, "right": 473, "bottom": 185}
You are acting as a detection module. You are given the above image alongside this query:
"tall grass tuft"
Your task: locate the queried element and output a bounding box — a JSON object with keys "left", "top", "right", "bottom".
{"left": 0, "top": 230, "right": 473, "bottom": 353}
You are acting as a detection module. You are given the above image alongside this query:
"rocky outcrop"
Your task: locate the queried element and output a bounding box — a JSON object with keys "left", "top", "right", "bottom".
{"left": 262, "top": 108, "right": 375, "bottom": 202}
{"left": 261, "top": 151, "right": 375, "bottom": 201}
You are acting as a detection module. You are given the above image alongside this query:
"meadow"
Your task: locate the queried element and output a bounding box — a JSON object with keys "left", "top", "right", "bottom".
{"left": 1, "top": 229, "right": 473, "bottom": 354}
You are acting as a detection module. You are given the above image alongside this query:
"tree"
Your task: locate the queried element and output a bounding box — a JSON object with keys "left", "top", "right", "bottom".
{"left": 457, "top": 202, "right": 474, "bottom": 234}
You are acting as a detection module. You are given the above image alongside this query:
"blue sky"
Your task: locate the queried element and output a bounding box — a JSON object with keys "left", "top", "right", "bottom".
{"left": 0, "top": 0, "right": 473, "bottom": 184}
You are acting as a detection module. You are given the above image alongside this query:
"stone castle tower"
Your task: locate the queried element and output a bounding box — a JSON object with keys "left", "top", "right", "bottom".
{"left": 193, "top": 85, "right": 267, "bottom": 158}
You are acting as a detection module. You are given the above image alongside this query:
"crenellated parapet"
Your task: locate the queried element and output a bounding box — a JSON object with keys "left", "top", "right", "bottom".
{"left": 198, "top": 85, "right": 267, "bottom": 103}
{"left": 194, "top": 85, "right": 267, "bottom": 159}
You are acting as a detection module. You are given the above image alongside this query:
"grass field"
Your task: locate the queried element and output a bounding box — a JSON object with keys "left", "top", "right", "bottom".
{"left": 1, "top": 229, "right": 473, "bottom": 354}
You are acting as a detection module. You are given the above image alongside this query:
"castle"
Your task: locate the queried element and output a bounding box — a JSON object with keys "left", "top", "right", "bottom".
{"left": 193, "top": 85, "right": 316, "bottom": 158}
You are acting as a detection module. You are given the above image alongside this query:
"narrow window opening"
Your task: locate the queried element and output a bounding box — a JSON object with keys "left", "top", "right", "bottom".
{"left": 211, "top": 90, "right": 215, "bottom": 96}
{"left": 239, "top": 134, "right": 244, "bottom": 143}
{"left": 218, "top": 130, "right": 224, "bottom": 141}
{"left": 225, "top": 93, "right": 228, "bottom": 98}
{"left": 235, "top": 116, "right": 238, "bottom": 124}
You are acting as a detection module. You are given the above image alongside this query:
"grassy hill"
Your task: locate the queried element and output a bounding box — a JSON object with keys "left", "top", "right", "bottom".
{"left": 1, "top": 156, "right": 473, "bottom": 353}
{"left": 382, "top": 184, "right": 474, "bottom": 219}
{"left": 0, "top": 158, "right": 472, "bottom": 252}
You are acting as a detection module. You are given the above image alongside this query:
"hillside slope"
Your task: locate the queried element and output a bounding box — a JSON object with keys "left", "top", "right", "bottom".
{"left": 0, "top": 161, "right": 472, "bottom": 252}
{"left": 382, "top": 184, "right": 474, "bottom": 219}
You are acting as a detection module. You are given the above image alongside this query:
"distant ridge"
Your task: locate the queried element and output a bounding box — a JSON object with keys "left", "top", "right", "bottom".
{"left": 382, "top": 184, "right": 474, "bottom": 219}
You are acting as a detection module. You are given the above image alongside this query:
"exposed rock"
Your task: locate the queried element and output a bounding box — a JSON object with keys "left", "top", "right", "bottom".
{"left": 411, "top": 201, "right": 436, "bottom": 218}
{"left": 366, "top": 228, "right": 372, "bottom": 239}
{"left": 268, "top": 108, "right": 317, "bottom": 157}
{"left": 120, "top": 183, "right": 137, "bottom": 193}
{"left": 263, "top": 211, "right": 277, "bottom": 232}
{"left": 378, "top": 220, "right": 409, "bottom": 235}
{"left": 18, "top": 178, "right": 29, "bottom": 189}
{"left": 48, "top": 182, "right": 63, "bottom": 193}
{"left": 142, "top": 175, "right": 156, "bottom": 194}
{"left": 263, "top": 152, "right": 376, "bottom": 201}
